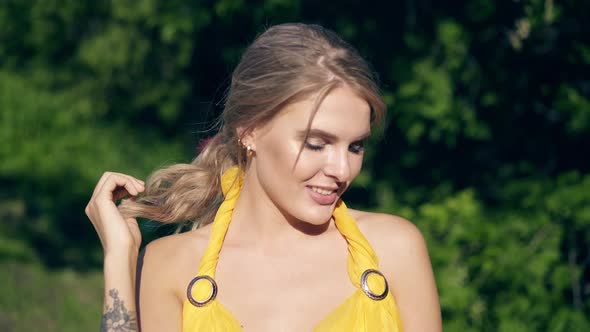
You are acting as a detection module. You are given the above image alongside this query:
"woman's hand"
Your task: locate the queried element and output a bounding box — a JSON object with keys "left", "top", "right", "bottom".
{"left": 85, "top": 172, "right": 145, "bottom": 256}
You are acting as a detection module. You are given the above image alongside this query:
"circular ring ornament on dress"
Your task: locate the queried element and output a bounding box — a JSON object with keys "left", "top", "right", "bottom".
{"left": 186, "top": 275, "right": 218, "bottom": 307}
{"left": 360, "top": 269, "right": 389, "bottom": 301}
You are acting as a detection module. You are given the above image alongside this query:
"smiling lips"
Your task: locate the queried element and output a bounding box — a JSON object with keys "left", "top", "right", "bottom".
{"left": 307, "top": 185, "right": 339, "bottom": 205}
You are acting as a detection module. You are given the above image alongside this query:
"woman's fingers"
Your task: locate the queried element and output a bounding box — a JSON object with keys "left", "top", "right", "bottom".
{"left": 121, "top": 174, "right": 145, "bottom": 195}
{"left": 126, "top": 175, "right": 145, "bottom": 193}
{"left": 94, "top": 172, "right": 144, "bottom": 202}
{"left": 91, "top": 171, "right": 112, "bottom": 197}
{"left": 86, "top": 171, "right": 145, "bottom": 253}
{"left": 102, "top": 177, "right": 135, "bottom": 198}
{"left": 112, "top": 185, "right": 134, "bottom": 202}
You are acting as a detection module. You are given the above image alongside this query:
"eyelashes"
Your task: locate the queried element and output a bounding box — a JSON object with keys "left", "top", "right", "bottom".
{"left": 304, "top": 142, "right": 324, "bottom": 151}
{"left": 349, "top": 141, "right": 365, "bottom": 154}
{"left": 304, "top": 141, "right": 365, "bottom": 154}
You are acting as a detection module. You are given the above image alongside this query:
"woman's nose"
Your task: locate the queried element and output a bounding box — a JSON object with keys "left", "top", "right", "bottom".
{"left": 324, "top": 148, "right": 351, "bottom": 182}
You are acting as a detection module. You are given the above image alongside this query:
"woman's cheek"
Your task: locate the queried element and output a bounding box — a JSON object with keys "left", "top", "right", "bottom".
{"left": 348, "top": 154, "right": 364, "bottom": 182}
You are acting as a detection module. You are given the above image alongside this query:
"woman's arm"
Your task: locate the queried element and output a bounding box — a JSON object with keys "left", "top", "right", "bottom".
{"left": 358, "top": 212, "right": 443, "bottom": 331}
{"left": 85, "top": 172, "right": 145, "bottom": 331}
{"left": 102, "top": 249, "right": 139, "bottom": 331}
{"left": 137, "top": 239, "right": 183, "bottom": 332}
{"left": 387, "top": 219, "right": 442, "bottom": 331}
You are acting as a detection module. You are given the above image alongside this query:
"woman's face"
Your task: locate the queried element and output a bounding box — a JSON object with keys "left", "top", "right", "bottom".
{"left": 249, "top": 84, "right": 371, "bottom": 225}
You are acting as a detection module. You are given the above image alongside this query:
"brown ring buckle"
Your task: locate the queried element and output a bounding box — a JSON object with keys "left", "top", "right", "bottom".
{"left": 360, "top": 269, "right": 389, "bottom": 301}
{"left": 186, "top": 275, "right": 218, "bottom": 307}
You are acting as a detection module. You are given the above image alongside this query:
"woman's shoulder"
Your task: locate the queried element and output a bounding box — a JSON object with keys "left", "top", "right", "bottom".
{"left": 144, "top": 224, "right": 212, "bottom": 261}
{"left": 140, "top": 224, "right": 213, "bottom": 298}
{"left": 347, "top": 209, "right": 442, "bottom": 329}
{"left": 348, "top": 208, "right": 425, "bottom": 250}
{"left": 347, "top": 208, "right": 431, "bottom": 278}
{"left": 136, "top": 225, "right": 213, "bottom": 329}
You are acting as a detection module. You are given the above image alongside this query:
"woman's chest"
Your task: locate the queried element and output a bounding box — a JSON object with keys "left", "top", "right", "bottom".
{"left": 209, "top": 243, "right": 354, "bottom": 331}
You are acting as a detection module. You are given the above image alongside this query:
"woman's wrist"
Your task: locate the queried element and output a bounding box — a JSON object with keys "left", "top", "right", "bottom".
{"left": 104, "top": 250, "right": 138, "bottom": 279}
{"left": 104, "top": 244, "right": 139, "bottom": 261}
{"left": 101, "top": 250, "right": 140, "bottom": 331}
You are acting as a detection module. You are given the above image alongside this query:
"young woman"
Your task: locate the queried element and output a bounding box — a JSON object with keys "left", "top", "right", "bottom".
{"left": 86, "top": 23, "right": 441, "bottom": 331}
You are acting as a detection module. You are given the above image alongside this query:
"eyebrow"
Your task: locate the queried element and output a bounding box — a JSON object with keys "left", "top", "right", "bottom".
{"left": 296, "top": 128, "right": 371, "bottom": 142}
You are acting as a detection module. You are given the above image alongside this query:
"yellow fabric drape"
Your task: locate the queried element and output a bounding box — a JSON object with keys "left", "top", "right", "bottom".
{"left": 182, "top": 166, "right": 403, "bottom": 331}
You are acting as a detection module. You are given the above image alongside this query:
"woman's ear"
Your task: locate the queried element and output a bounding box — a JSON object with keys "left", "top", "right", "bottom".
{"left": 236, "top": 126, "right": 257, "bottom": 152}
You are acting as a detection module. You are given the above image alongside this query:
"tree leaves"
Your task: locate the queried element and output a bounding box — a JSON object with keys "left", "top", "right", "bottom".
{"left": 0, "top": 0, "right": 588, "bottom": 329}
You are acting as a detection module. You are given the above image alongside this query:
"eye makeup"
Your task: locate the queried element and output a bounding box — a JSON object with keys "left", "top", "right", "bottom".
{"left": 297, "top": 129, "right": 369, "bottom": 154}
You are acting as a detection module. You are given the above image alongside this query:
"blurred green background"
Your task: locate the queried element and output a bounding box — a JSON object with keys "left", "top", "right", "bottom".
{"left": 1, "top": 0, "right": 589, "bottom": 331}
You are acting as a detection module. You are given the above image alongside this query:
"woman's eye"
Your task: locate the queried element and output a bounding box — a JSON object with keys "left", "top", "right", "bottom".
{"left": 304, "top": 141, "right": 325, "bottom": 151}
{"left": 349, "top": 141, "right": 365, "bottom": 154}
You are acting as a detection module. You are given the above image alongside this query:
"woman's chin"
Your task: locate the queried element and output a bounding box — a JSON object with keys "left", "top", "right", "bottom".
{"left": 295, "top": 205, "right": 335, "bottom": 226}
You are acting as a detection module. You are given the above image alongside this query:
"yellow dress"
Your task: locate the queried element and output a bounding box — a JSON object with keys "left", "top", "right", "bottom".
{"left": 182, "top": 167, "right": 403, "bottom": 331}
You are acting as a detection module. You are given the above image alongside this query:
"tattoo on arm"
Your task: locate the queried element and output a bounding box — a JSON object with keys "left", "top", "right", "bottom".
{"left": 101, "top": 289, "right": 138, "bottom": 332}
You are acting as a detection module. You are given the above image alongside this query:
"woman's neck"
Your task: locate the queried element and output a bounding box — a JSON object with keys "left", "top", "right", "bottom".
{"left": 223, "top": 168, "right": 332, "bottom": 251}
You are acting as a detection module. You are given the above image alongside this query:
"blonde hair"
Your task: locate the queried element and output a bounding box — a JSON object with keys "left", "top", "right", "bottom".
{"left": 119, "top": 23, "right": 386, "bottom": 231}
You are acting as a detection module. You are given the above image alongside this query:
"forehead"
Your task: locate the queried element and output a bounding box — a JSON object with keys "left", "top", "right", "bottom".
{"left": 270, "top": 85, "right": 372, "bottom": 138}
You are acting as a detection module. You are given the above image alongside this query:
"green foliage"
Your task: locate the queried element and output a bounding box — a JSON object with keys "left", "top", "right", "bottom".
{"left": 1, "top": 0, "right": 589, "bottom": 330}
{"left": 0, "top": 69, "right": 184, "bottom": 268}
{"left": 0, "top": 262, "right": 103, "bottom": 332}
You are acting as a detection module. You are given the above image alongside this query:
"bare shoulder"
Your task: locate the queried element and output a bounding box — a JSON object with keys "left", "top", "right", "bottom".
{"left": 141, "top": 224, "right": 212, "bottom": 299}
{"left": 138, "top": 224, "right": 213, "bottom": 331}
{"left": 349, "top": 209, "right": 427, "bottom": 260}
{"left": 144, "top": 225, "right": 211, "bottom": 265}
{"left": 349, "top": 209, "right": 442, "bottom": 331}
